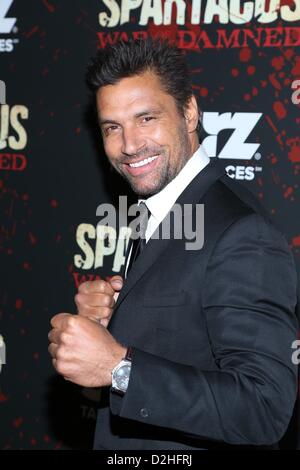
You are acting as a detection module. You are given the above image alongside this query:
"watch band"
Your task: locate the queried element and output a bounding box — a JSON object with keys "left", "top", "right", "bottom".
{"left": 125, "top": 346, "right": 132, "bottom": 362}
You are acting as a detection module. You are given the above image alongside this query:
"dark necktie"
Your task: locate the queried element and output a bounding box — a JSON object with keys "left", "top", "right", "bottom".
{"left": 126, "top": 201, "right": 150, "bottom": 276}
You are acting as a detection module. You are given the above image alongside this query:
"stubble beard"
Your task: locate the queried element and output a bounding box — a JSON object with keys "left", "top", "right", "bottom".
{"left": 115, "top": 122, "right": 192, "bottom": 198}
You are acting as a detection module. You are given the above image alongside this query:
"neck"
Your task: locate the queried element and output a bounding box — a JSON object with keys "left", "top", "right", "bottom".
{"left": 188, "top": 133, "right": 200, "bottom": 160}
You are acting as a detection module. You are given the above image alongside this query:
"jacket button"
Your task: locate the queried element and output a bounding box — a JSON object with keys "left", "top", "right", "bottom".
{"left": 140, "top": 408, "right": 149, "bottom": 418}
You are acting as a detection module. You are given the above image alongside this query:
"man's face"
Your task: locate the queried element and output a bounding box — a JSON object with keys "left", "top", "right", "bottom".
{"left": 96, "top": 71, "right": 198, "bottom": 197}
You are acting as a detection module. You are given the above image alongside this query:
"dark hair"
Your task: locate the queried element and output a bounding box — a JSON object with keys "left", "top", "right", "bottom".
{"left": 86, "top": 37, "right": 194, "bottom": 116}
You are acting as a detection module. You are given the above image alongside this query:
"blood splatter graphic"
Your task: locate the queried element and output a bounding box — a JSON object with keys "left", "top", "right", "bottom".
{"left": 273, "top": 101, "right": 287, "bottom": 119}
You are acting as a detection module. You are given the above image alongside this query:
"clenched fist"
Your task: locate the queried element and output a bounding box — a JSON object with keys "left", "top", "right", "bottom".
{"left": 48, "top": 313, "right": 126, "bottom": 387}
{"left": 74, "top": 276, "right": 123, "bottom": 327}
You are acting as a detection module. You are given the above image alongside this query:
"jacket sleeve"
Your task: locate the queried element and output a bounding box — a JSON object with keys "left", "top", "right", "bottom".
{"left": 110, "top": 213, "right": 299, "bottom": 446}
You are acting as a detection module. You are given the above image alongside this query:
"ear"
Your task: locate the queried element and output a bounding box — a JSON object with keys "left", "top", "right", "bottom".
{"left": 184, "top": 95, "right": 200, "bottom": 133}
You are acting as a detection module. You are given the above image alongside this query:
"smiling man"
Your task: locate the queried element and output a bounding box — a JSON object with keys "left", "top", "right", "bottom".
{"left": 96, "top": 69, "right": 197, "bottom": 197}
{"left": 48, "top": 38, "right": 298, "bottom": 450}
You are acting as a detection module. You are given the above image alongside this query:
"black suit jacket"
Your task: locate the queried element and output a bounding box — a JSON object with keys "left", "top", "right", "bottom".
{"left": 93, "top": 158, "right": 298, "bottom": 450}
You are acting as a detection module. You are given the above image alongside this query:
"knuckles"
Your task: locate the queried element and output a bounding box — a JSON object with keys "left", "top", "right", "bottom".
{"left": 78, "top": 281, "right": 91, "bottom": 293}
{"left": 101, "top": 307, "right": 112, "bottom": 318}
{"left": 74, "top": 293, "right": 81, "bottom": 305}
{"left": 78, "top": 280, "right": 109, "bottom": 294}
{"left": 75, "top": 292, "right": 114, "bottom": 308}
{"left": 55, "top": 347, "right": 65, "bottom": 362}
{"left": 102, "top": 294, "right": 114, "bottom": 307}
{"left": 55, "top": 359, "right": 67, "bottom": 375}
{"left": 60, "top": 331, "right": 70, "bottom": 345}
{"left": 65, "top": 315, "right": 77, "bottom": 330}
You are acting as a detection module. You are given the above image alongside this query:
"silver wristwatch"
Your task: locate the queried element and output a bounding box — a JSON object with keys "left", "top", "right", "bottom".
{"left": 111, "top": 348, "right": 132, "bottom": 395}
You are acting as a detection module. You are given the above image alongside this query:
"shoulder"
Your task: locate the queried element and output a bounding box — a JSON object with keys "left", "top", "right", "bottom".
{"left": 202, "top": 173, "right": 292, "bottom": 255}
{"left": 202, "top": 173, "right": 269, "bottom": 221}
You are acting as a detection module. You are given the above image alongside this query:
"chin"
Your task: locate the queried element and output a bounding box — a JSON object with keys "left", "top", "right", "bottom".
{"left": 132, "top": 182, "right": 162, "bottom": 197}
{"left": 132, "top": 187, "right": 154, "bottom": 197}
{"left": 128, "top": 171, "right": 170, "bottom": 197}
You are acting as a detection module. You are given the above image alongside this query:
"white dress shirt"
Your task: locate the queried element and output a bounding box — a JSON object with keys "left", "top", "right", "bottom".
{"left": 125, "top": 145, "right": 210, "bottom": 277}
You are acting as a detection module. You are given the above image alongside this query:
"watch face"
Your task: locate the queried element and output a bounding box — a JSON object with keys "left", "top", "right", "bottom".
{"left": 115, "top": 364, "right": 131, "bottom": 391}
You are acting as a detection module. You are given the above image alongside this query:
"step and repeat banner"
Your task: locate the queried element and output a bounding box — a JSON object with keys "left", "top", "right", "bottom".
{"left": 0, "top": 0, "right": 299, "bottom": 450}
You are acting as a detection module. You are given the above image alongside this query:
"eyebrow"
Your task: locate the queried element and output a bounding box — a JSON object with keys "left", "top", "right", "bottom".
{"left": 99, "top": 108, "right": 163, "bottom": 127}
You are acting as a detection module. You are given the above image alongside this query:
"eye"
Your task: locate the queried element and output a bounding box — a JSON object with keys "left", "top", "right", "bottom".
{"left": 103, "top": 125, "right": 119, "bottom": 136}
{"left": 142, "top": 116, "right": 155, "bottom": 123}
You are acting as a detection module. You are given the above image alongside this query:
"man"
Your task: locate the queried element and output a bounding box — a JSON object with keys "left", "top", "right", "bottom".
{"left": 48, "top": 38, "right": 298, "bottom": 450}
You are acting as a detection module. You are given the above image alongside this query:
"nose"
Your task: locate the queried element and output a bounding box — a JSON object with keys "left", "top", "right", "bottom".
{"left": 121, "top": 124, "right": 145, "bottom": 157}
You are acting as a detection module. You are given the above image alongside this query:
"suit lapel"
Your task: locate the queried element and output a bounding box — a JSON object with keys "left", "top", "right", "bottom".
{"left": 114, "top": 158, "right": 226, "bottom": 311}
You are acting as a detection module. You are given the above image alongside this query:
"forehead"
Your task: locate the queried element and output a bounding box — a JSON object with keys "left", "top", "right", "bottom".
{"left": 96, "top": 71, "right": 177, "bottom": 120}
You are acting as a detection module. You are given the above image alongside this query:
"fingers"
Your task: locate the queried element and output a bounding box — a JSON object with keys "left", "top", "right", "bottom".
{"left": 108, "top": 275, "right": 123, "bottom": 292}
{"left": 78, "top": 280, "right": 115, "bottom": 296}
{"left": 75, "top": 292, "right": 115, "bottom": 309}
{"left": 48, "top": 342, "right": 58, "bottom": 357}
{"left": 48, "top": 320, "right": 74, "bottom": 367}
{"left": 49, "top": 315, "right": 78, "bottom": 350}
{"left": 78, "top": 277, "right": 124, "bottom": 296}
{"left": 48, "top": 328, "right": 61, "bottom": 344}
{"left": 75, "top": 278, "right": 124, "bottom": 325}
{"left": 75, "top": 305, "right": 112, "bottom": 323}
{"left": 50, "top": 313, "right": 73, "bottom": 329}
{"left": 74, "top": 293, "right": 114, "bottom": 322}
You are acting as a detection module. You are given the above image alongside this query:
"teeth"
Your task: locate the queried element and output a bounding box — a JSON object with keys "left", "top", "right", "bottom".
{"left": 129, "top": 155, "right": 159, "bottom": 168}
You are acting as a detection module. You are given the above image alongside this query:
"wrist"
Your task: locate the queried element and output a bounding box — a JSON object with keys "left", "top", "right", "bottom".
{"left": 112, "top": 345, "right": 127, "bottom": 368}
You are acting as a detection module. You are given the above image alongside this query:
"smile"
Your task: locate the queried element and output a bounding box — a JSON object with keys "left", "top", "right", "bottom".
{"left": 128, "top": 155, "right": 159, "bottom": 168}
